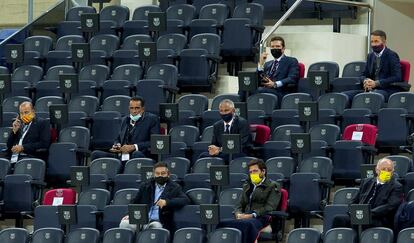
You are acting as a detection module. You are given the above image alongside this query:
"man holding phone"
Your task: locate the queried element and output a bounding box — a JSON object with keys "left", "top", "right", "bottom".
{"left": 239, "top": 36, "right": 299, "bottom": 104}
{"left": 5, "top": 101, "right": 50, "bottom": 162}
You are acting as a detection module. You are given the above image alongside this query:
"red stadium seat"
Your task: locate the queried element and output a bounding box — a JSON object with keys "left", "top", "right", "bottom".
{"left": 298, "top": 62, "right": 306, "bottom": 79}
{"left": 42, "top": 188, "right": 76, "bottom": 206}
{"left": 342, "top": 124, "right": 378, "bottom": 146}
{"left": 250, "top": 124, "right": 271, "bottom": 145}
{"left": 401, "top": 60, "right": 411, "bottom": 83}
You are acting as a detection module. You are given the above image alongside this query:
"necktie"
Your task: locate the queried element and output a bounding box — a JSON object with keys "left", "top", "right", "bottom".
{"left": 225, "top": 124, "right": 230, "bottom": 134}
{"left": 368, "top": 183, "right": 381, "bottom": 204}
{"left": 374, "top": 56, "right": 381, "bottom": 80}
{"left": 269, "top": 60, "right": 279, "bottom": 77}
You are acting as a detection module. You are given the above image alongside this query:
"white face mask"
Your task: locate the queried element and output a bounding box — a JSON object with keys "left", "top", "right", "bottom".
{"left": 130, "top": 113, "right": 141, "bottom": 122}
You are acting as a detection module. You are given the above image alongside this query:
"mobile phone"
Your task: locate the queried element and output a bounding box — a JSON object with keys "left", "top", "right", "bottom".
{"left": 260, "top": 73, "right": 270, "bottom": 83}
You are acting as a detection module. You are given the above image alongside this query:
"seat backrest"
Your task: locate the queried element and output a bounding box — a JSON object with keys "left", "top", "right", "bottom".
{"left": 199, "top": 3, "right": 229, "bottom": 25}
{"left": 135, "top": 79, "right": 166, "bottom": 115}
{"left": 59, "top": 126, "right": 90, "bottom": 149}
{"left": 388, "top": 92, "right": 414, "bottom": 113}
{"left": 78, "top": 188, "right": 111, "bottom": 211}
{"left": 2, "top": 96, "right": 32, "bottom": 113}
{"left": 137, "top": 228, "right": 170, "bottom": 243}
{"left": 79, "top": 64, "right": 110, "bottom": 85}
{"left": 45, "top": 65, "right": 76, "bottom": 80}
{"left": 100, "top": 5, "right": 130, "bottom": 27}
{"left": 299, "top": 156, "right": 333, "bottom": 179}
{"left": 289, "top": 173, "right": 322, "bottom": 212}
{"left": 66, "top": 6, "right": 96, "bottom": 21}
{"left": 324, "top": 228, "right": 357, "bottom": 243}
{"left": 169, "top": 125, "right": 199, "bottom": 147}
{"left": 287, "top": 228, "right": 321, "bottom": 243}
{"left": 157, "top": 33, "right": 187, "bottom": 55}
{"left": 192, "top": 157, "right": 225, "bottom": 173}
{"left": 122, "top": 34, "right": 153, "bottom": 50}
{"left": 400, "top": 60, "right": 411, "bottom": 82}
{"left": 219, "top": 188, "right": 243, "bottom": 206}
{"left": 68, "top": 95, "right": 99, "bottom": 116}
{"left": 360, "top": 227, "right": 394, "bottom": 243}
{"left": 272, "top": 124, "right": 303, "bottom": 141}
{"left": 249, "top": 124, "right": 271, "bottom": 145}
{"left": 308, "top": 61, "right": 340, "bottom": 83}
{"left": 377, "top": 108, "right": 408, "bottom": 147}
{"left": 298, "top": 62, "right": 306, "bottom": 78}
{"left": 42, "top": 188, "right": 76, "bottom": 205}
{"left": 14, "top": 158, "right": 45, "bottom": 181}
{"left": 112, "top": 188, "right": 139, "bottom": 205}
{"left": 247, "top": 93, "right": 278, "bottom": 115}
{"left": 103, "top": 228, "right": 135, "bottom": 243}
{"left": 55, "top": 35, "right": 85, "bottom": 51}
{"left": 208, "top": 228, "right": 242, "bottom": 243}
{"left": 112, "top": 64, "right": 143, "bottom": 84}
{"left": 0, "top": 228, "right": 29, "bottom": 243}
{"left": 101, "top": 95, "right": 131, "bottom": 116}
{"left": 89, "top": 34, "right": 120, "bottom": 57}
{"left": 166, "top": 4, "right": 196, "bottom": 26}
{"left": 397, "top": 227, "right": 414, "bottom": 243}
{"left": 265, "top": 157, "right": 295, "bottom": 178}
{"left": 173, "top": 227, "right": 204, "bottom": 243}
{"left": 90, "top": 158, "right": 122, "bottom": 179}
{"left": 211, "top": 94, "right": 240, "bottom": 110}
{"left": 281, "top": 93, "right": 313, "bottom": 110}
{"left": 24, "top": 36, "right": 53, "bottom": 57}
{"left": 67, "top": 228, "right": 100, "bottom": 243}
{"left": 386, "top": 155, "right": 412, "bottom": 179}
{"left": 123, "top": 158, "right": 155, "bottom": 174}
{"left": 309, "top": 124, "right": 341, "bottom": 146}
{"left": 146, "top": 64, "right": 178, "bottom": 87}
{"left": 178, "top": 94, "right": 208, "bottom": 116}
{"left": 11, "top": 65, "right": 43, "bottom": 83}
{"left": 233, "top": 3, "right": 264, "bottom": 26}
{"left": 32, "top": 227, "right": 64, "bottom": 243}
{"left": 186, "top": 188, "right": 215, "bottom": 205}
{"left": 229, "top": 156, "right": 256, "bottom": 174}
{"left": 0, "top": 158, "right": 10, "bottom": 180}
{"left": 342, "top": 61, "right": 366, "bottom": 77}
{"left": 189, "top": 33, "right": 220, "bottom": 57}
{"left": 342, "top": 124, "right": 378, "bottom": 146}
{"left": 332, "top": 187, "right": 359, "bottom": 204}
{"left": 318, "top": 92, "right": 349, "bottom": 115}
{"left": 351, "top": 92, "right": 385, "bottom": 113}
{"left": 133, "top": 5, "right": 162, "bottom": 20}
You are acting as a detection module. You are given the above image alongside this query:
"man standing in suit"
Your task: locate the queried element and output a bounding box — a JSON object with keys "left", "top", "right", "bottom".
{"left": 239, "top": 36, "right": 299, "bottom": 103}
{"left": 199, "top": 99, "right": 252, "bottom": 162}
{"left": 91, "top": 96, "right": 160, "bottom": 161}
{"left": 119, "top": 162, "right": 190, "bottom": 233}
{"left": 344, "top": 30, "right": 402, "bottom": 101}
{"left": 6, "top": 101, "right": 50, "bottom": 162}
{"left": 333, "top": 157, "right": 403, "bottom": 229}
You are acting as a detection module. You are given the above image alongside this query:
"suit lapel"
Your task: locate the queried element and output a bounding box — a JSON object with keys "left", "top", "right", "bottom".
{"left": 361, "top": 179, "right": 376, "bottom": 203}
{"left": 230, "top": 117, "right": 239, "bottom": 134}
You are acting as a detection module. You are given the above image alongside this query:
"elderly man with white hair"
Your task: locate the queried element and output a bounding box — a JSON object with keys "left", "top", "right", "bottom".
{"left": 333, "top": 157, "right": 403, "bottom": 229}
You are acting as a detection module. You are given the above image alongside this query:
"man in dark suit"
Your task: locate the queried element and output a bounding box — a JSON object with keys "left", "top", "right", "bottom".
{"left": 217, "top": 159, "right": 281, "bottom": 243}
{"left": 199, "top": 99, "right": 252, "bottom": 162}
{"left": 344, "top": 30, "right": 402, "bottom": 101}
{"left": 6, "top": 101, "right": 50, "bottom": 162}
{"left": 333, "top": 157, "right": 403, "bottom": 229}
{"left": 91, "top": 96, "right": 160, "bottom": 161}
{"left": 119, "top": 162, "right": 190, "bottom": 233}
{"left": 239, "top": 36, "right": 299, "bottom": 103}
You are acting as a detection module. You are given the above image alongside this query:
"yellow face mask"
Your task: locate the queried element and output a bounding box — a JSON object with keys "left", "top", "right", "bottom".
{"left": 250, "top": 173, "right": 262, "bottom": 185}
{"left": 378, "top": 170, "right": 392, "bottom": 183}
{"left": 21, "top": 112, "right": 35, "bottom": 124}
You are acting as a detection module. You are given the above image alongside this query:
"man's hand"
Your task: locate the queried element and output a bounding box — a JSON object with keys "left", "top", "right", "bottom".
{"left": 259, "top": 52, "right": 268, "bottom": 67}
{"left": 363, "top": 78, "right": 377, "bottom": 91}
{"left": 262, "top": 77, "right": 275, "bottom": 88}
{"left": 109, "top": 143, "right": 121, "bottom": 153}
{"left": 12, "top": 116, "right": 21, "bottom": 134}
{"left": 235, "top": 213, "right": 254, "bottom": 220}
{"left": 11, "top": 145, "right": 24, "bottom": 153}
{"left": 156, "top": 199, "right": 167, "bottom": 209}
{"left": 122, "top": 215, "right": 129, "bottom": 220}
{"left": 120, "top": 144, "right": 135, "bottom": 153}
{"left": 208, "top": 145, "right": 220, "bottom": 156}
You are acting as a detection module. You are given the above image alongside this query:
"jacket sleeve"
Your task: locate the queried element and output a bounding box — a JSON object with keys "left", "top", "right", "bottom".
{"left": 136, "top": 115, "right": 160, "bottom": 152}
{"left": 279, "top": 58, "right": 299, "bottom": 86}
{"left": 7, "top": 130, "right": 20, "bottom": 152}
{"left": 254, "top": 183, "right": 281, "bottom": 217}
{"left": 164, "top": 183, "right": 190, "bottom": 209}
{"left": 378, "top": 51, "right": 402, "bottom": 88}
{"left": 371, "top": 182, "right": 403, "bottom": 217}
{"left": 22, "top": 119, "right": 51, "bottom": 154}
{"left": 211, "top": 123, "right": 220, "bottom": 147}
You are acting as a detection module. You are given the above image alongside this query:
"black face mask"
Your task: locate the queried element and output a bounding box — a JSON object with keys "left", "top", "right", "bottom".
{"left": 154, "top": 176, "right": 168, "bottom": 185}
{"left": 271, "top": 48, "right": 283, "bottom": 59}
{"left": 372, "top": 44, "right": 384, "bottom": 54}
{"left": 221, "top": 113, "right": 233, "bottom": 123}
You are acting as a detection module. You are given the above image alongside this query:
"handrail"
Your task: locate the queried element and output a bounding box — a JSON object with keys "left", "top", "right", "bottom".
{"left": 260, "top": 0, "right": 373, "bottom": 53}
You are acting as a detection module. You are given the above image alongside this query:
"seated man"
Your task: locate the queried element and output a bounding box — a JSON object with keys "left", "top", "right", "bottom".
{"left": 119, "top": 162, "right": 190, "bottom": 233}
{"left": 217, "top": 159, "right": 281, "bottom": 243}
{"left": 5, "top": 101, "right": 50, "bottom": 162}
{"left": 333, "top": 157, "right": 403, "bottom": 229}
{"left": 199, "top": 99, "right": 252, "bottom": 162}
{"left": 344, "top": 30, "right": 402, "bottom": 101}
{"left": 91, "top": 96, "right": 160, "bottom": 162}
{"left": 238, "top": 36, "right": 299, "bottom": 103}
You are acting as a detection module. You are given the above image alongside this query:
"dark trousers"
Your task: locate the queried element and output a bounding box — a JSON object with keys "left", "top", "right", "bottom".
{"left": 198, "top": 152, "right": 246, "bottom": 164}
{"left": 217, "top": 217, "right": 269, "bottom": 243}
{"left": 91, "top": 150, "right": 146, "bottom": 162}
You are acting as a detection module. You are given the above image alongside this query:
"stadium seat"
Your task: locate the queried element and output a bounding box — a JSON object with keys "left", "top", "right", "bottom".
{"left": 78, "top": 188, "right": 111, "bottom": 211}
{"left": 101, "top": 95, "right": 131, "bottom": 116}
{"left": 186, "top": 188, "right": 216, "bottom": 205}
{"left": 208, "top": 228, "right": 242, "bottom": 243}
{"left": 324, "top": 228, "right": 357, "bottom": 243}
{"left": 360, "top": 227, "right": 394, "bottom": 243}
{"left": 0, "top": 228, "right": 29, "bottom": 243}
{"left": 31, "top": 227, "right": 64, "bottom": 243}
{"left": 173, "top": 227, "right": 204, "bottom": 243}
{"left": 137, "top": 228, "right": 170, "bottom": 243}
{"left": 66, "top": 228, "right": 100, "bottom": 243}
{"left": 342, "top": 61, "right": 366, "bottom": 77}
{"left": 103, "top": 228, "right": 135, "bottom": 243}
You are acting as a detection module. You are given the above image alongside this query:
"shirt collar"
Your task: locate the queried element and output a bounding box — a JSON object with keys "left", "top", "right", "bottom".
{"left": 276, "top": 54, "right": 284, "bottom": 62}
{"left": 374, "top": 47, "right": 386, "bottom": 57}
{"left": 223, "top": 116, "right": 235, "bottom": 127}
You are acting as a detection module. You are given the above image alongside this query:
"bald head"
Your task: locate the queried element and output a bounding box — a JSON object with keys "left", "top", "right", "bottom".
{"left": 19, "top": 101, "right": 33, "bottom": 111}
{"left": 376, "top": 158, "right": 394, "bottom": 174}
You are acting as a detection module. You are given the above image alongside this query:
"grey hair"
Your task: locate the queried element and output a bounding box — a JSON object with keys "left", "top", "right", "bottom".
{"left": 219, "top": 99, "right": 235, "bottom": 109}
{"left": 376, "top": 157, "right": 394, "bottom": 169}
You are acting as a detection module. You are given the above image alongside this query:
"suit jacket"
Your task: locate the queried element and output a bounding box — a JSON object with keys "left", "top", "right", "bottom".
{"left": 211, "top": 116, "right": 252, "bottom": 153}
{"left": 7, "top": 117, "right": 51, "bottom": 158}
{"left": 133, "top": 178, "right": 190, "bottom": 232}
{"left": 235, "top": 177, "right": 281, "bottom": 217}
{"left": 361, "top": 47, "right": 402, "bottom": 92}
{"left": 259, "top": 55, "right": 299, "bottom": 91}
{"left": 115, "top": 112, "right": 160, "bottom": 153}
{"left": 353, "top": 177, "right": 403, "bottom": 228}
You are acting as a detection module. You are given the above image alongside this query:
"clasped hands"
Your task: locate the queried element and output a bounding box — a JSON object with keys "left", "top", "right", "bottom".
{"left": 363, "top": 78, "right": 377, "bottom": 91}
{"left": 235, "top": 213, "right": 254, "bottom": 220}
{"left": 109, "top": 143, "right": 135, "bottom": 153}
